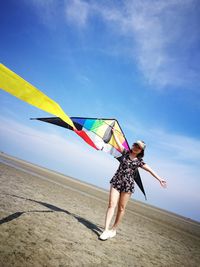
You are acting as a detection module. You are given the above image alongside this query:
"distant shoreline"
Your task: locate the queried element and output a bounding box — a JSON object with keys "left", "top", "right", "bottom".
{"left": 1, "top": 151, "right": 199, "bottom": 228}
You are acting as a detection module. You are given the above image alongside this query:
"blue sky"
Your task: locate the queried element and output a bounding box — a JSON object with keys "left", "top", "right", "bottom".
{"left": 0, "top": 0, "right": 200, "bottom": 221}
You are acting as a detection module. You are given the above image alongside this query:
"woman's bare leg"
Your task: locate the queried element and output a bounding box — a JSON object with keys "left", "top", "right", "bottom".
{"left": 104, "top": 186, "right": 120, "bottom": 230}
{"left": 111, "top": 192, "right": 131, "bottom": 230}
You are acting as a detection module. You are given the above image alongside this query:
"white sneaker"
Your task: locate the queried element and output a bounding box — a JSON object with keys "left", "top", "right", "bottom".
{"left": 99, "top": 230, "right": 111, "bottom": 240}
{"left": 99, "top": 229, "right": 117, "bottom": 240}
{"left": 109, "top": 229, "right": 116, "bottom": 238}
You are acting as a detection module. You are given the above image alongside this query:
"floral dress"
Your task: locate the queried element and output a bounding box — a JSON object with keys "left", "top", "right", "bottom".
{"left": 110, "top": 151, "right": 145, "bottom": 193}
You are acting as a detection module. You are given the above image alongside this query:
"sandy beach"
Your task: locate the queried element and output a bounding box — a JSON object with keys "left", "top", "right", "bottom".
{"left": 0, "top": 152, "right": 200, "bottom": 267}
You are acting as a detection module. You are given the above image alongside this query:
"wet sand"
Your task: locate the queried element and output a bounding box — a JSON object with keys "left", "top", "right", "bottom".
{"left": 0, "top": 153, "right": 200, "bottom": 267}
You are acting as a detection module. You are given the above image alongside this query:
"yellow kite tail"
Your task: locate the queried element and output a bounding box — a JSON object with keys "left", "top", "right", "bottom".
{"left": 0, "top": 64, "right": 75, "bottom": 129}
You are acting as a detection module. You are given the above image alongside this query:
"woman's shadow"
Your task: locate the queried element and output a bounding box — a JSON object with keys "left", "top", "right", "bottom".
{"left": 0, "top": 194, "right": 102, "bottom": 237}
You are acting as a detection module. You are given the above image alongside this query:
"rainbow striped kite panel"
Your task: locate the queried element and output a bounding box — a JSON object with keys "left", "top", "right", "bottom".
{"left": 33, "top": 117, "right": 130, "bottom": 158}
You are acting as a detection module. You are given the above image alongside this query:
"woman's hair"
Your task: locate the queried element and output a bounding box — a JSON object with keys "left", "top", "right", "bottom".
{"left": 138, "top": 140, "right": 145, "bottom": 159}
{"left": 137, "top": 149, "right": 144, "bottom": 159}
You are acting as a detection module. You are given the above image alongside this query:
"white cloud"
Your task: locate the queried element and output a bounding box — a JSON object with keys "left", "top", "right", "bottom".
{"left": 125, "top": 120, "right": 200, "bottom": 163}
{"left": 65, "top": 0, "right": 91, "bottom": 27}
{"left": 26, "top": 0, "right": 200, "bottom": 89}
{"left": 122, "top": 0, "right": 199, "bottom": 88}
{"left": 147, "top": 129, "right": 200, "bottom": 163}
{"left": 65, "top": 0, "right": 200, "bottom": 89}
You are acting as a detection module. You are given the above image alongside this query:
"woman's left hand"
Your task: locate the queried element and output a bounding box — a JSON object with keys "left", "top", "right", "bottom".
{"left": 159, "top": 179, "right": 167, "bottom": 188}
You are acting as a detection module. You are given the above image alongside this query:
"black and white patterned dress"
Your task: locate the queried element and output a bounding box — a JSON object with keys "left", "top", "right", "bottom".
{"left": 110, "top": 151, "right": 145, "bottom": 193}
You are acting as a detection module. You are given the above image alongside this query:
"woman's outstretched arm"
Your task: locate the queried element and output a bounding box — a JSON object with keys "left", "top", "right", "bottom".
{"left": 141, "top": 164, "right": 167, "bottom": 188}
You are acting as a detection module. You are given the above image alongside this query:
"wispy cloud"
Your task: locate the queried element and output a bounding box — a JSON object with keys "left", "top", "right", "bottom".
{"left": 125, "top": 119, "right": 200, "bottom": 164}
{"left": 122, "top": 0, "right": 200, "bottom": 89}
{"left": 65, "top": 0, "right": 91, "bottom": 27}
{"left": 65, "top": 0, "right": 200, "bottom": 89}
{"left": 27, "top": 0, "right": 200, "bottom": 89}
{"left": 147, "top": 129, "right": 200, "bottom": 163}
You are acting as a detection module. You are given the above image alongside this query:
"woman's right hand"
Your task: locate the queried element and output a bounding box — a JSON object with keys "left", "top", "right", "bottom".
{"left": 159, "top": 179, "right": 167, "bottom": 188}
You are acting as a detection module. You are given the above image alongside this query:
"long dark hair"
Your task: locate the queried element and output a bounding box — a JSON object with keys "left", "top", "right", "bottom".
{"left": 137, "top": 150, "right": 144, "bottom": 159}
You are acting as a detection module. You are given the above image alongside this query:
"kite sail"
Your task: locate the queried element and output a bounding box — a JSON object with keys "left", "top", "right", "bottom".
{"left": 32, "top": 116, "right": 130, "bottom": 158}
{"left": 32, "top": 116, "right": 147, "bottom": 199}
{"left": 0, "top": 63, "right": 146, "bottom": 199}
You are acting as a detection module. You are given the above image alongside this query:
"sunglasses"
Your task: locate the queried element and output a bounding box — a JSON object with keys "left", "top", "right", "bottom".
{"left": 133, "top": 143, "right": 141, "bottom": 149}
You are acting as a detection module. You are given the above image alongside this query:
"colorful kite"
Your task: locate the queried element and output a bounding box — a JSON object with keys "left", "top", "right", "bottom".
{"left": 0, "top": 63, "right": 146, "bottom": 199}
{"left": 32, "top": 116, "right": 147, "bottom": 199}
{"left": 32, "top": 116, "right": 129, "bottom": 158}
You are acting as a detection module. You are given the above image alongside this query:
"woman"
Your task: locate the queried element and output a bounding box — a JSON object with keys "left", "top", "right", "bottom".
{"left": 99, "top": 131, "right": 167, "bottom": 241}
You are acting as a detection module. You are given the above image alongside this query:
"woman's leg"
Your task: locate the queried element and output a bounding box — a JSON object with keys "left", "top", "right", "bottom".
{"left": 111, "top": 192, "right": 131, "bottom": 230}
{"left": 104, "top": 186, "right": 120, "bottom": 230}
